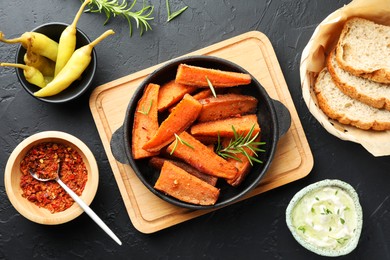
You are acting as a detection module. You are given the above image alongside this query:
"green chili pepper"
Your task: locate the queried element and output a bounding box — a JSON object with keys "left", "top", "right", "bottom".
{"left": 55, "top": 0, "right": 90, "bottom": 76}
{"left": 0, "top": 31, "right": 58, "bottom": 61}
{"left": 1, "top": 62, "right": 49, "bottom": 88}
{"left": 34, "top": 29, "right": 115, "bottom": 97}
{"left": 23, "top": 37, "right": 55, "bottom": 77}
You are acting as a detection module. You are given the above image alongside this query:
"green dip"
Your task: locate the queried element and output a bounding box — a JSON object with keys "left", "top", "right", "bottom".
{"left": 286, "top": 179, "right": 363, "bottom": 257}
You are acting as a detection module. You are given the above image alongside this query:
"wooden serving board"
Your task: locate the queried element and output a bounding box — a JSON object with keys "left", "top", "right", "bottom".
{"left": 89, "top": 31, "right": 313, "bottom": 234}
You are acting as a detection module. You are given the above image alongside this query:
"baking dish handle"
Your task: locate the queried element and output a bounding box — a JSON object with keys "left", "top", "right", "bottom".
{"left": 110, "top": 125, "right": 129, "bottom": 164}
{"left": 272, "top": 99, "right": 291, "bottom": 139}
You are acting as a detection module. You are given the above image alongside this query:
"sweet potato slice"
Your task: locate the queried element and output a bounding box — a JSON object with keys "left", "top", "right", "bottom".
{"left": 149, "top": 157, "right": 218, "bottom": 186}
{"left": 193, "top": 89, "right": 235, "bottom": 100}
{"left": 175, "top": 64, "right": 251, "bottom": 87}
{"left": 166, "top": 131, "right": 237, "bottom": 179}
{"left": 226, "top": 152, "right": 252, "bottom": 187}
{"left": 197, "top": 94, "right": 258, "bottom": 122}
{"left": 157, "top": 80, "right": 198, "bottom": 112}
{"left": 142, "top": 94, "right": 202, "bottom": 153}
{"left": 223, "top": 137, "right": 261, "bottom": 187}
{"left": 191, "top": 114, "right": 260, "bottom": 138}
{"left": 131, "top": 83, "right": 160, "bottom": 159}
{"left": 193, "top": 89, "right": 213, "bottom": 100}
{"left": 190, "top": 135, "right": 218, "bottom": 145}
{"left": 154, "top": 161, "right": 220, "bottom": 205}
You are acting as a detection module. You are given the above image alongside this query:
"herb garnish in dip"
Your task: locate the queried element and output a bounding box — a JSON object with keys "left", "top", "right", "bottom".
{"left": 286, "top": 179, "right": 363, "bottom": 257}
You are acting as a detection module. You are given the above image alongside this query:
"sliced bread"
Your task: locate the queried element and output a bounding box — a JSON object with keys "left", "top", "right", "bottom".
{"left": 327, "top": 48, "right": 390, "bottom": 111}
{"left": 335, "top": 17, "right": 390, "bottom": 84}
{"left": 314, "top": 68, "right": 390, "bottom": 131}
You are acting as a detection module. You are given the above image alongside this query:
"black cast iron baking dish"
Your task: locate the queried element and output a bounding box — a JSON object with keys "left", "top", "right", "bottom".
{"left": 110, "top": 55, "right": 291, "bottom": 210}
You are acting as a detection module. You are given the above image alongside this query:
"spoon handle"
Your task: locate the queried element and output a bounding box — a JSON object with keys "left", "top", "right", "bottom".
{"left": 56, "top": 178, "right": 122, "bottom": 245}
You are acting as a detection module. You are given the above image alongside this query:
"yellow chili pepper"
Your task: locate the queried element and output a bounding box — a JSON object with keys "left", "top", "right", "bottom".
{"left": 34, "top": 29, "right": 115, "bottom": 97}
{"left": 24, "top": 37, "right": 55, "bottom": 77}
{"left": 44, "top": 76, "right": 54, "bottom": 85}
{"left": 0, "top": 31, "right": 58, "bottom": 61}
{"left": 54, "top": 0, "right": 91, "bottom": 76}
{"left": 1, "top": 62, "right": 48, "bottom": 88}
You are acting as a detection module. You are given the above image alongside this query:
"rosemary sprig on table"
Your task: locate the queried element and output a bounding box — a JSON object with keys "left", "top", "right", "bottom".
{"left": 216, "top": 124, "right": 265, "bottom": 165}
{"left": 166, "top": 0, "right": 188, "bottom": 22}
{"left": 170, "top": 133, "right": 194, "bottom": 155}
{"left": 85, "top": 0, "right": 154, "bottom": 36}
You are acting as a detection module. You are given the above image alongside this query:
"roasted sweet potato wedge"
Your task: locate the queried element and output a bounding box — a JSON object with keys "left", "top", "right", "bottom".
{"left": 154, "top": 161, "right": 220, "bottom": 205}
{"left": 190, "top": 135, "right": 218, "bottom": 145}
{"left": 166, "top": 131, "right": 237, "bottom": 179}
{"left": 142, "top": 94, "right": 202, "bottom": 153}
{"left": 191, "top": 114, "right": 260, "bottom": 138}
{"left": 223, "top": 137, "right": 261, "bottom": 187}
{"left": 226, "top": 153, "right": 252, "bottom": 187}
{"left": 157, "top": 80, "right": 198, "bottom": 112}
{"left": 131, "top": 83, "right": 160, "bottom": 159}
{"left": 197, "top": 94, "right": 258, "bottom": 122}
{"left": 149, "top": 157, "right": 218, "bottom": 186}
{"left": 193, "top": 89, "right": 213, "bottom": 100}
{"left": 175, "top": 64, "right": 251, "bottom": 87}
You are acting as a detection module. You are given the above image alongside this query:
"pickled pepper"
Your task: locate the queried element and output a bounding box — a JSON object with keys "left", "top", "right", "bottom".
{"left": 1, "top": 62, "right": 48, "bottom": 88}
{"left": 54, "top": 0, "right": 90, "bottom": 76}
{"left": 24, "top": 37, "right": 55, "bottom": 77}
{"left": 34, "top": 29, "right": 115, "bottom": 97}
{"left": 0, "top": 31, "right": 58, "bottom": 61}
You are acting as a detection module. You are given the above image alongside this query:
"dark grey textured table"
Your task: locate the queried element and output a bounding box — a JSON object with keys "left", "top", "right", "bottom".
{"left": 1, "top": 0, "right": 389, "bottom": 259}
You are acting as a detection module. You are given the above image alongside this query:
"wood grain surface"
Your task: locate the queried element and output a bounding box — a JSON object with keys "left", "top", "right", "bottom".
{"left": 89, "top": 31, "right": 313, "bottom": 233}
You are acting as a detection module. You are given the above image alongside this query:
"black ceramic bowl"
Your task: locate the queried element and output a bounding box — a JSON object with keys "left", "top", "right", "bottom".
{"left": 111, "top": 55, "right": 291, "bottom": 210}
{"left": 15, "top": 22, "right": 96, "bottom": 103}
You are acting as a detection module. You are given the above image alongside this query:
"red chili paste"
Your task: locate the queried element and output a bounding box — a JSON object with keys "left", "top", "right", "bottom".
{"left": 20, "top": 142, "right": 88, "bottom": 213}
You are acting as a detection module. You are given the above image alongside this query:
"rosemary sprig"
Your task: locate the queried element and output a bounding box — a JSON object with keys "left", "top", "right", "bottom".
{"left": 137, "top": 100, "right": 153, "bottom": 115}
{"left": 216, "top": 124, "right": 265, "bottom": 165}
{"left": 206, "top": 76, "right": 217, "bottom": 98}
{"left": 170, "top": 133, "right": 194, "bottom": 155}
{"left": 85, "top": 0, "right": 154, "bottom": 36}
{"left": 166, "top": 0, "right": 188, "bottom": 22}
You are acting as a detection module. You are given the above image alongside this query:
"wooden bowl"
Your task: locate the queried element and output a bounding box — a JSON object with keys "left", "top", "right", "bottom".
{"left": 4, "top": 131, "right": 99, "bottom": 225}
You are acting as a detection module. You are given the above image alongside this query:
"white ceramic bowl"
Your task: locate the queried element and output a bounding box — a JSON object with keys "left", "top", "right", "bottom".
{"left": 286, "top": 179, "right": 363, "bottom": 257}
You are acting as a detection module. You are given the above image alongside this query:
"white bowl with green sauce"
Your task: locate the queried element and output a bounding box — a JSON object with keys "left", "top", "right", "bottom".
{"left": 286, "top": 179, "right": 363, "bottom": 257}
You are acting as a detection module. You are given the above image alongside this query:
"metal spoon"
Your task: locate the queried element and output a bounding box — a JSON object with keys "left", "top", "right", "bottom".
{"left": 29, "top": 164, "right": 122, "bottom": 246}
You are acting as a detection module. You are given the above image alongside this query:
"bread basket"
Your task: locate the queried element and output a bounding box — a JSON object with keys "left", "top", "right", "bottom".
{"left": 300, "top": 0, "right": 390, "bottom": 156}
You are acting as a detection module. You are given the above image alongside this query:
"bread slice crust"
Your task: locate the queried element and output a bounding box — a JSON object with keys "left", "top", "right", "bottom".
{"left": 314, "top": 68, "right": 390, "bottom": 131}
{"left": 335, "top": 17, "right": 390, "bottom": 84}
{"left": 327, "top": 48, "right": 390, "bottom": 111}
